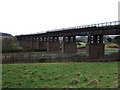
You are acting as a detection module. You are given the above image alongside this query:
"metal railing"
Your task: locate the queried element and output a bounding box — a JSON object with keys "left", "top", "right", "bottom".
{"left": 17, "top": 21, "right": 120, "bottom": 35}
{"left": 47, "top": 21, "right": 120, "bottom": 32}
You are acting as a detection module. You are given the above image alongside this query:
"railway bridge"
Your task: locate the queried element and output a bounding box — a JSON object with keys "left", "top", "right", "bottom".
{"left": 16, "top": 21, "right": 120, "bottom": 58}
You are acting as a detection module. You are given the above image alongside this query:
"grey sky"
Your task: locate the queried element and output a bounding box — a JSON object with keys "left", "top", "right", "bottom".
{"left": 0, "top": 0, "right": 119, "bottom": 36}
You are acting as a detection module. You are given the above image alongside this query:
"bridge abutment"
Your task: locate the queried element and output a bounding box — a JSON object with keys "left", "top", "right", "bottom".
{"left": 62, "top": 36, "right": 77, "bottom": 53}
{"left": 86, "top": 35, "right": 105, "bottom": 58}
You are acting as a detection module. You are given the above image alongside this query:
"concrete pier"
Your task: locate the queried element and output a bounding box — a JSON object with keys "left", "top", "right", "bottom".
{"left": 86, "top": 35, "right": 105, "bottom": 58}
{"left": 62, "top": 36, "right": 77, "bottom": 53}
{"left": 47, "top": 37, "right": 60, "bottom": 52}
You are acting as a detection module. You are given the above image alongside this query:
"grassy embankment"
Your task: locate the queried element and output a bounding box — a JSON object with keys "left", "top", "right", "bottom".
{"left": 2, "top": 62, "right": 119, "bottom": 88}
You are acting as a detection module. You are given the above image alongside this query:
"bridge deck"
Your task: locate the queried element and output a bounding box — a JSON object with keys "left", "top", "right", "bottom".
{"left": 16, "top": 21, "right": 120, "bottom": 37}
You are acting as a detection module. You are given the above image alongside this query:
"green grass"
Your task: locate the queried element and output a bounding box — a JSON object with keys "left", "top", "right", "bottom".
{"left": 77, "top": 48, "right": 119, "bottom": 54}
{"left": 105, "top": 48, "right": 119, "bottom": 54}
{"left": 2, "top": 62, "right": 119, "bottom": 88}
{"left": 77, "top": 44, "right": 86, "bottom": 49}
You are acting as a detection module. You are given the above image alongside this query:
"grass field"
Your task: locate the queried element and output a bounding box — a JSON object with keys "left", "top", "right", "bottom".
{"left": 2, "top": 62, "right": 119, "bottom": 88}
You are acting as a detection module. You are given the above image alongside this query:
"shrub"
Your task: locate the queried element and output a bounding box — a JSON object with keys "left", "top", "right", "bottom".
{"left": 105, "top": 43, "right": 119, "bottom": 48}
{"left": 2, "top": 37, "right": 22, "bottom": 53}
{"left": 77, "top": 44, "right": 86, "bottom": 49}
{"left": 69, "top": 78, "right": 79, "bottom": 85}
{"left": 90, "top": 79, "right": 99, "bottom": 84}
{"left": 76, "top": 72, "right": 81, "bottom": 76}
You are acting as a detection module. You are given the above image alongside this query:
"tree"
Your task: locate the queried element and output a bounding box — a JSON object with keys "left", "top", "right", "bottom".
{"left": 114, "top": 36, "right": 120, "bottom": 47}
{"left": 2, "top": 37, "right": 22, "bottom": 52}
{"left": 107, "top": 37, "right": 112, "bottom": 42}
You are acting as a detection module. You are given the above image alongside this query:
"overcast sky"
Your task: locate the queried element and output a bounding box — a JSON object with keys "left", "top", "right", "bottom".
{"left": 0, "top": 0, "right": 119, "bottom": 36}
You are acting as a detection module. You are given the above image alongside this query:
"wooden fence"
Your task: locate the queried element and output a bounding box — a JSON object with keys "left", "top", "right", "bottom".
{"left": 2, "top": 52, "right": 120, "bottom": 64}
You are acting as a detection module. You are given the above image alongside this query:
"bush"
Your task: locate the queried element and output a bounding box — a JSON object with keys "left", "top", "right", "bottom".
{"left": 77, "top": 44, "right": 86, "bottom": 49}
{"left": 34, "top": 49, "right": 47, "bottom": 52}
{"left": 105, "top": 43, "right": 119, "bottom": 48}
{"left": 69, "top": 78, "right": 79, "bottom": 85}
{"left": 107, "top": 38, "right": 112, "bottom": 42}
{"left": 2, "top": 37, "right": 22, "bottom": 53}
{"left": 2, "top": 49, "right": 22, "bottom": 53}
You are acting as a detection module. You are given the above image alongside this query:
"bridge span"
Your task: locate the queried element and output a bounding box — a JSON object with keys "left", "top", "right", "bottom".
{"left": 16, "top": 21, "right": 120, "bottom": 58}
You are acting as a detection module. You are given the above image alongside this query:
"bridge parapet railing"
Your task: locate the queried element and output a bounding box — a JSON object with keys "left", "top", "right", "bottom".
{"left": 74, "top": 21, "right": 120, "bottom": 29}
{"left": 46, "top": 21, "right": 120, "bottom": 32}
{"left": 72, "top": 21, "right": 120, "bottom": 29}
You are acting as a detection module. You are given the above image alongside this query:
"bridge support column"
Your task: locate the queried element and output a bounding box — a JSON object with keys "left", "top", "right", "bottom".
{"left": 47, "top": 37, "right": 60, "bottom": 52}
{"left": 26, "top": 37, "right": 32, "bottom": 50}
{"left": 24, "top": 38, "right": 28, "bottom": 49}
{"left": 63, "top": 36, "right": 77, "bottom": 53}
{"left": 32, "top": 37, "right": 39, "bottom": 50}
{"left": 25, "top": 38, "right": 29, "bottom": 49}
{"left": 39, "top": 37, "right": 47, "bottom": 50}
{"left": 86, "top": 35, "right": 105, "bottom": 58}
{"left": 27, "top": 37, "right": 34, "bottom": 50}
